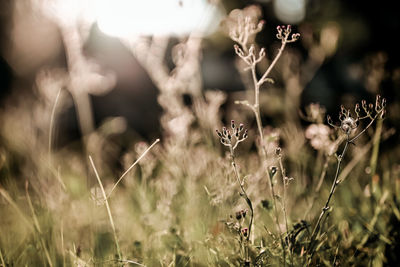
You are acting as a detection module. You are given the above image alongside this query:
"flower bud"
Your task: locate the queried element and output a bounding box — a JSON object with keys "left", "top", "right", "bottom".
{"left": 362, "top": 100, "right": 367, "bottom": 110}
{"left": 241, "top": 228, "right": 248, "bottom": 237}
{"left": 355, "top": 103, "right": 360, "bottom": 115}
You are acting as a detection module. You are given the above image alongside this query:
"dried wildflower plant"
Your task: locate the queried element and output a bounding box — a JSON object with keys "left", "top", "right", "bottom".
{"left": 216, "top": 121, "right": 253, "bottom": 264}
{"left": 308, "top": 95, "right": 386, "bottom": 261}
{"left": 219, "top": 7, "right": 301, "bottom": 265}
{"left": 224, "top": 6, "right": 300, "bottom": 160}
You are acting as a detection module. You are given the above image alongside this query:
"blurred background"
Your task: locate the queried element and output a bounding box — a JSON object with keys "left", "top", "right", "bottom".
{"left": 0, "top": 0, "right": 399, "bottom": 146}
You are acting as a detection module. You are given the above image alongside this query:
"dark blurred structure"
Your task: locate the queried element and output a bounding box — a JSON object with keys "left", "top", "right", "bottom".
{"left": 0, "top": 0, "right": 399, "bottom": 144}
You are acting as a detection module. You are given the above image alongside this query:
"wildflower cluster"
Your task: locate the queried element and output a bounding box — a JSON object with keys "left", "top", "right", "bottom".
{"left": 235, "top": 208, "right": 248, "bottom": 220}
{"left": 276, "top": 25, "right": 301, "bottom": 43}
{"left": 216, "top": 120, "right": 248, "bottom": 150}
{"left": 228, "top": 15, "right": 264, "bottom": 49}
{"left": 327, "top": 95, "right": 386, "bottom": 136}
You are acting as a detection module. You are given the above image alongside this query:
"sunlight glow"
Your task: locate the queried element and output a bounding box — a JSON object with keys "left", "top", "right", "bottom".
{"left": 96, "top": 0, "right": 223, "bottom": 37}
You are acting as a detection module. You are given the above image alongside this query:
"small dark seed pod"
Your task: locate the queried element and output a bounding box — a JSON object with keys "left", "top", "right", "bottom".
{"left": 235, "top": 211, "right": 242, "bottom": 220}
{"left": 241, "top": 209, "right": 247, "bottom": 218}
{"left": 243, "top": 129, "right": 248, "bottom": 139}
{"left": 241, "top": 228, "right": 248, "bottom": 237}
{"left": 368, "top": 103, "right": 374, "bottom": 111}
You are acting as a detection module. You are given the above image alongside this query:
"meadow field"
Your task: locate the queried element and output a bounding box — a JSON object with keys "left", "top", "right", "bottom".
{"left": 0, "top": 1, "right": 399, "bottom": 266}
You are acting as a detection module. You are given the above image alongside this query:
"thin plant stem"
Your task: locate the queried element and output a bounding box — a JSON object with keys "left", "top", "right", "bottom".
{"left": 332, "top": 242, "right": 340, "bottom": 266}
{"left": 25, "top": 181, "right": 53, "bottom": 267}
{"left": 269, "top": 170, "right": 286, "bottom": 266}
{"left": 233, "top": 25, "right": 297, "bottom": 265}
{"left": 246, "top": 40, "right": 289, "bottom": 266}
{"left": 0, "top": 249, "right": 6, "bottom": 267}
{"left": 61, "top": 219, "right": 65, "bottom": 267}
{"left": 308, "top": 138, "right": 349, "bottom": 253}
{"left": 107, "top": 138, "right": 160, "bottom": 199}
{"left": 229, "top": 145, "right": 253, "bottom": 265}
{"left": 89, "top": 156, "right": 122, "bottom": 261}
{"left": 250, "top": 40, "right": 289, "bottom": 266}
{"left": 257, "top": 41, "right": 287, "bottom": 88}
{"left": 48, "top": 87, "right": 62, "bottom": 157}
{"left": 369, "top": 118, "right": 383, "bottom": 185}
{"left": 0, "top": 187, "right": 34, "bottom": 232}
{"left": 278, "top": 155, "right": 293, "bottom": 266}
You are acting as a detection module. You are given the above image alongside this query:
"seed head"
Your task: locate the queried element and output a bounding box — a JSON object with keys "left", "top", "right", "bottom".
{"left": 341, "top": 117, "right": 357, "bottom": 135}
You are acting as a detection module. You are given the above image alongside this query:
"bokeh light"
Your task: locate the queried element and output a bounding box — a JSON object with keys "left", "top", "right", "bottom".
{"left": 96, "top": 0, "right": 224, "bottom": 37}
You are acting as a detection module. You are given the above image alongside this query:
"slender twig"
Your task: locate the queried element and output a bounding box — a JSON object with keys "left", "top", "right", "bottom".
{"left": 107, "top": 138, "right": 160, "bottom": 199}
{"left": 89, "top": 156, "right": 122, "bottom": 261}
